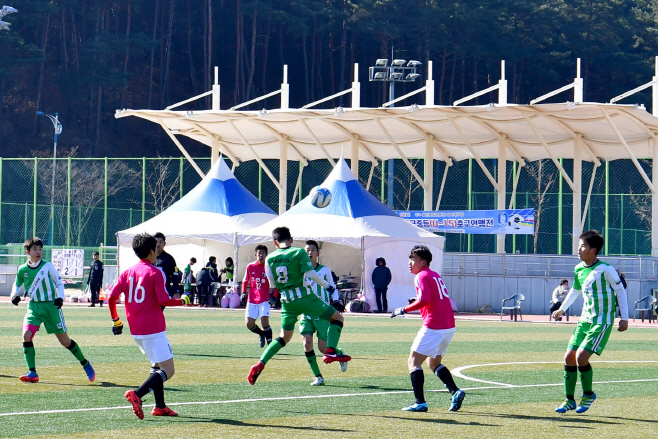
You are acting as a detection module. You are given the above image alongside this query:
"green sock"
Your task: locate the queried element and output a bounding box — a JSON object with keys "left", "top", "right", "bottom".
{"left": 66, "top": 340, "right": 87, "bottom": 363}
{"left": 579, "top": 364, "right": 593, "bottom": 394}
{"left": 326, "top": 321, "right": 343, "bottom": 351}
{"left": 305, "top": 350, "right": 322, "bottom": 377}
{"left": 23, "top": 342, "right": 36, "bottom": 370}
{"left": 564, "top": 365, "right": 578, "bottom": 400}
{"left": 260, "top": 338, "right": 284, "bottom": 365}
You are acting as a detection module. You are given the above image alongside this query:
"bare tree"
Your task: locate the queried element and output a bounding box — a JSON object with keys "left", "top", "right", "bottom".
{"left": 145, "top": 156, "right": 181, "bottom": 214}
{"left": 628, "top": 188, "right": 652, "bottom": 238}
{"left": 525, "top": 159, "right": 557, "bottom": 253}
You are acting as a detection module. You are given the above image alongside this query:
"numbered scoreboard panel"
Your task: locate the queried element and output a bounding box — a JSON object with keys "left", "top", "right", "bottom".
{"left": 52, "top": 249, "right": 85, "bottom": 278}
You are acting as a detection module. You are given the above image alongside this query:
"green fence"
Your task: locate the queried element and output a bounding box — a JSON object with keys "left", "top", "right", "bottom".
{"left": 0, "top": 157, "right": 652, "bottom": 255}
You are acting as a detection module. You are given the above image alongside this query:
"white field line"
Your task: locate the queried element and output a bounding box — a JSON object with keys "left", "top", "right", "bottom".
{"left": 2, "top": 360, "right": 658, "bottom": 418}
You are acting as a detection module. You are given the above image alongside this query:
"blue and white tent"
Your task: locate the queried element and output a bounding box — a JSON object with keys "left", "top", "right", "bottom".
{"left": 239, "top": 158, "right": 445, "bottom": 310}
{"left": 117, "top": 158, "right": 277, "bottom": 277}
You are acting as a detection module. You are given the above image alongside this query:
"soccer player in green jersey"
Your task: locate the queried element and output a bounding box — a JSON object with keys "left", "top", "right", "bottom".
{"left": 552, "top": 230, "right": 628, "bottom": 414}
{"left": 10, "top": 237, "right": 95, "bottom": 383}
{"left": 301, "top": 240, "right": 347, "bottom": 386}
{"left": 247, "top": 227, "right": 351, "bottom": 385}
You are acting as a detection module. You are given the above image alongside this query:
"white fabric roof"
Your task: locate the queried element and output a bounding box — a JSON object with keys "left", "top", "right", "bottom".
{"left": 116, "top": 103, "right": 658, "bottom": 163}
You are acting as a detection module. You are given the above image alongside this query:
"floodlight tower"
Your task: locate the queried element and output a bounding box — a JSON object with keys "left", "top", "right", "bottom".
{"left": 369, "top": 54, "right": 422, "bottom": 208}
{"left": 36, "top": 111, "right": 63, "bottom": 245}
{"left": 0, "top": 5, "right": 18, "bottom": 30}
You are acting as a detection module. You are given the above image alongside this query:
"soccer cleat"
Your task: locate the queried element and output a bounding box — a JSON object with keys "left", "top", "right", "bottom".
{"left": 152, "top": 406, "right": 178, "bottom": 416}
{"left": 19, "top": 371, "right": 39, "bottom": 383}
{"left": 323, "top": 350, "right": 351, "bottom": 364}
{"left": 555, "top": 398, "right": 577, "bottom": 413}
{"left": 575, "top": 393, "right": 597, "bottom": 413}
{"left": 259, "top": 334, "right": 266, "bottom": 348}
{"left": 248, "top": 361, "right": 265, "bottom": 385}
{"left": 449, "top": 389, "right": 466, "bottom": 411}
{"left": 125, "top": 390, "right": 144, "bottom": 420}
{"left": 310, "top": 376, "right": 325, "bottom": 386}
{"left": 402, "top": 402, "right": 428, "bottom": 412}
{"left": 83, "top": 362, "right": 96, "bottom": 382}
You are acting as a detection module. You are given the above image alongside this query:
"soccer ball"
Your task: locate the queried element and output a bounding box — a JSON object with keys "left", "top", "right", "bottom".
{"left": 310, "top": 187, "right": 332, "bottom": 208}
{"left": 508, "top": 214, "right": 523, "bottom": 230}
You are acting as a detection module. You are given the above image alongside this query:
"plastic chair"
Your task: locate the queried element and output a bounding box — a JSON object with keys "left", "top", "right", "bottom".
{"left": 633, "top": 295, "right": 657, "bottom": 323}
{"left": 500, "top": 293, "right": 525, "bottom": 321}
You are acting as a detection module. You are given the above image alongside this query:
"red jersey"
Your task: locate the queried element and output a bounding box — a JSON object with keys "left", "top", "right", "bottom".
{"left": 110, "top": 259, "right": 172, "bottom": 336}
{"left": 242, "top": 261, "right": 271, "bottom": 304}
{"left": 405, "top": 267, "right": 455, "bottom": 330}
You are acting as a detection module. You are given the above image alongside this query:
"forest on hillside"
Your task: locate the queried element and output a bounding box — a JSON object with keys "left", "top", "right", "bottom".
{"left": 2, "top": 0, "right": 658, "bottom": 158}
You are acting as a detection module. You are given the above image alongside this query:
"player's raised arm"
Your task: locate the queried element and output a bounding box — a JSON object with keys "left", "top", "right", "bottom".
{"left": 305, "top": 269, "right": 329, "bottom": 289}
{"left": 10, "top": 274, "right": 24, "bottom": 305}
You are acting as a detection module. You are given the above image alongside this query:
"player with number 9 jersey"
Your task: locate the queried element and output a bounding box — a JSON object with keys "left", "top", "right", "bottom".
{"left": 109, "top": 260, "right": 172, "bottom": 336}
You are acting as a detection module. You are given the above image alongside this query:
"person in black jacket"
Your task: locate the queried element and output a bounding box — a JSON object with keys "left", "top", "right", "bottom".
{"left": 153, "top": 232, "right": 179, "bottom": 298}
{"left": 196, "top": 257, "right": 220, "bottom": 307}
{"left": 87, "top": 251, "right": 104, "bottom": 307}
{"left": 372, "top": 257, "right": 392, "bottom": 313}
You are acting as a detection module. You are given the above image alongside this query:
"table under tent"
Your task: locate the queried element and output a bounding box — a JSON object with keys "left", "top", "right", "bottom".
{"left": 116, "top": 157, "right": 277, "bottom": 286}
{"left": 239, "top": 157, "right": 445, "bottom": 311}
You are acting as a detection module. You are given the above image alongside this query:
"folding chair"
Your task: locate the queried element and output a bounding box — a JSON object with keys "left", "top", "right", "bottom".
{"left": 634, "top": 295, "right": 657, "bottom": 323}
{"left": 501, "top": 293, "right": 525, "bottom": 321}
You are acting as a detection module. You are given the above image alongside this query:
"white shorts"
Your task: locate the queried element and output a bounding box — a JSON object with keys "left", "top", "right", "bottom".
{"left": 132, "top": 331, "right": 173, "bottom": 364}
{"left": 245, "top": 301, "right": 271, "bottom": 320}
{"left": 410, "top": 326, "right": 456, "bottom": 358}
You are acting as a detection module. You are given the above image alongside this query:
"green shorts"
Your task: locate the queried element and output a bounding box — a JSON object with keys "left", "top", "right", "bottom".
{"left": 280, "top": 294, "right": 335, "bottom": 331}
{"left": 23, "top": 300, "right": 67, "bottom": 335}
{"left": 568, "top": 320, "right": 613, "bottom": 356}
{"left": 299, "top": 314, "right": 330, "bottom": 340}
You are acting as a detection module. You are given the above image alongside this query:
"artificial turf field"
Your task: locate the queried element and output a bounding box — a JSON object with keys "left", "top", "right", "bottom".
{"left": 0, "top": 304, "right": 657, "bottom": 438}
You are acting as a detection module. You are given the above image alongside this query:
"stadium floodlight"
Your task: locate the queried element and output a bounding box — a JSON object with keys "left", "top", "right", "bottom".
{"left": 1, "top": 5, "right": 18, "bottom": 14}
{"left": 405, "top": 73, "right": 421, "bottom": 81}
{"left": 375, "top": 59, "right": 389, "bottom": 66}
{"left": 391, "top": 59, "right": 406, "bottom": 67}
{"left": 35, "top": 110, "right": 63, "bottom": 246}
{"left": 373, "top": 72, "right": 387, "bottom": 80}
{"left": 407, "top": 60, "right": 422, "bottom": 67}
{"left": 390, "top": 72, "right": 404, "bottom": 80}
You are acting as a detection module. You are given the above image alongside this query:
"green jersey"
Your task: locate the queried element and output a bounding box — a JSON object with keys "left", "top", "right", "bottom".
{"left": 265, "top": 247, "right": 313, "bottom": 295}
{"left": 11, "top": 260, "right": 65, "bottom": 303}
{"left": 572, "top": 259, "right": 628, "bottom": 325}
{"left": 183, "top": 264, "right": 193, "bottom": 292}
{"left": 304, "top": 264, "right": 337, "bottom": 305}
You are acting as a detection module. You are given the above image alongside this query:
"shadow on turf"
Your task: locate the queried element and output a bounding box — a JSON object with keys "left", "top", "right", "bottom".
{"left": 354, "top": 413, "right": 498, "bottom": 427}
{"left": 466, "top": 412, "right": 619, "bottom": 425}
{"left": 175, "top": 416, "right": 350, "bottom": 432}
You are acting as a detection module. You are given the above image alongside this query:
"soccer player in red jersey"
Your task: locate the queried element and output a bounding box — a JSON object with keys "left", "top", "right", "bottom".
{"left": 391, "top": 245, "right": 465, "bottom": 412}
{"left": 242, "top": 245, "right": 275, "bottom": 347}
{"left": 108, "top": 233, "right": 191, "bottom": 420}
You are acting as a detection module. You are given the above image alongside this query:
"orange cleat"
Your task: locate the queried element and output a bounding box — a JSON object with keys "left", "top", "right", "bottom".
{"left": 124, "top": 390, "right": 144, "bottom": 420}
{"left": 247, "top": 361, "right": 265, "bottom": 385}
{"left": 152, "top": 406, "right": 178, "bottom": 416}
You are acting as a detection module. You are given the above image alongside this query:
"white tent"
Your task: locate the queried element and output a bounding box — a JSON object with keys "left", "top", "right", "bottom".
{"left": 239, "top": 157, "right": 445, "bottom": 310}
{"left": 117, "top": 158, "right": 277, "bottom": 280}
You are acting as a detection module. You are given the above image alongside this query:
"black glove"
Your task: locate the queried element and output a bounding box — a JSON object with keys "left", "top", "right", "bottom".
{"left": 54, "top": 298, "right": 63, "bottom": 309}
{"left": 326, "top": 285, "right": 336, "bottom": 295}
{"left": 112, "top": 318, "right": 124, "bottom": 335}
{"left": 408, "top": 297, "right": 417, "bottom": 305}
{"left": 268, "top": 294, "right": 277, "bottom": 307}
{"left": 391, "top": 307, "right": 406, "bottom": 318}
{"left": 11, "top": 295, "right": 20, "bottom": 306}
{"left": 332, "top": 300, "right": 345, "bottom": 313}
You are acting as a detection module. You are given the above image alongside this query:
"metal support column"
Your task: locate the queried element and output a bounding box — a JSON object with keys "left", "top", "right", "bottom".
{"left": 351, "top": 138, "right": 359, "bottom": 176}
{"left": 66, "top": 158, "right": 71, "bottom": 246}
{"left": 496, "top": 140, "right": 506, "bottom": 253}
{"left": 605, "top": 161, "right": 609, "bottom": 255}
{"left": 424, "top": 141, "right": 434, "bottom": 210}
{"left": 572, "top": 136, "right": 583, "bottom": 254}
{"left": 33, "top": 157, "right": 37, "bottom": 237}
{"left": 279, "top": 141, "right": 288, "bottom": 214}
{"left": 558, "top": 158, "right": 563, "bottom": 254}
{"left": 141, "top": 158, "right": 146, "bottom": 222}
{"left": 104, "top": 157, "right": 108, "bottom": 246}
{"left": 468, "top": 158, "right": 473, "bottom": 252}
{"left": 211, "top": 137, "right": 220, "bottom": 166}
{"left": 653, "top": 137, "right": 658, "bottom": 256}
{"left": 179, "top": 157, "right": 184, "bottom": 199}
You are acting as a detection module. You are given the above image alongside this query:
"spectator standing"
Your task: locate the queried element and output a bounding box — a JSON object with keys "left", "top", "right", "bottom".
{"left": 87, "top": 251, "right": 104, "bottom": 307}
{"left": 372, "top": 257, "right": 392, "bottom": 313}
{"left": 221, "top": 257, "right": 234, "bottom": 284}
{"left": 153, "top": 233, "right": 179, "bottom": 298}
{"left": 183, "top": 258, "right": 196, "bottom": 303}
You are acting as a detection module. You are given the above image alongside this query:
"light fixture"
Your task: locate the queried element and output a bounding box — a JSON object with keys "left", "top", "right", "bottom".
{"left": 407, "top": 60, "right": 422, "bottom": 67}
{"left": 184, "top": 111, "right": 193, "bottom": 119}
{"left": 373, "top": 72, "right": 387, "bottom": 80}
{"left": 391, "top": 59, "right": 406, "bottom": 67}
{"left": 408, "top": 103, "right": 419, "bottom": 112}
{"left": 567, "top": 102, "right": 578, "bottom": 110}
{"left": 390, "top": 72, "right": 403, "bottom": 80}
{"left": 485, "top": 103, "right": 495, "bottom": 111}
{"left": 405, "top": 73, "right": 421, "bottom": 81}
{"left": 258, "top": 108, "right": 269, "bottom": 118}
{"left": 375, "top": 59, "right": 389, "bottom": 66}
{"left": 333, "top": 107, "right": 344, "bottom": 117}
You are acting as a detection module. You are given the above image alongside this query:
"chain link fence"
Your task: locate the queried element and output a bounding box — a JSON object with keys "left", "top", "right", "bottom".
{"left": 0, "top": 157, "right": 652, "bottom": 255}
